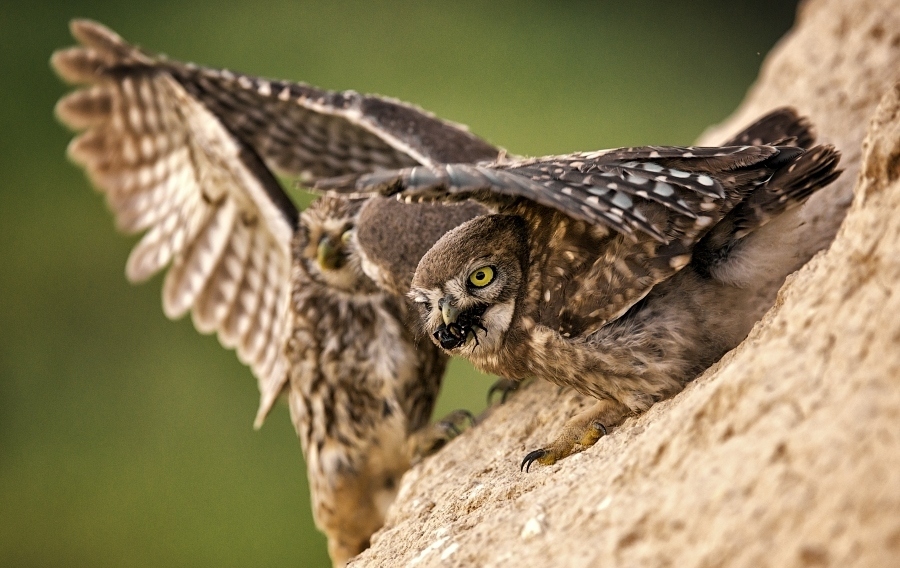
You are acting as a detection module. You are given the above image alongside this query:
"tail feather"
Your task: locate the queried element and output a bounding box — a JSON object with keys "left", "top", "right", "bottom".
{"left": 691, "top": 143, "right": 841, "bottom": 276}
{"left": 722, "top": 107, "right": 815, "bottom": 149}
{"left": 732, "top": 145, "right": 842, "bottom": 238}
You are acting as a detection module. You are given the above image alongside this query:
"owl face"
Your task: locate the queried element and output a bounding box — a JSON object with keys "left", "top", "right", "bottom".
{"left": 410, "top": 214, "right": 529, "bottom": 357}
{"left": 299, "top": 195, "right": 378, "bottom": 294}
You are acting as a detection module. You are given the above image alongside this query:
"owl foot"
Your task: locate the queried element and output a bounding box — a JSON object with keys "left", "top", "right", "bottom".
{"left": 520, "top": 422, "right": 606, "bottom": 472}
{"left": 487, "top": 377, "right": 520, "bottom": 405}
{"left": 408, "top": 409, "right": 475, "bottom": 462}
{"left": 520, "top": 399, "right": 627, "bottom": 472}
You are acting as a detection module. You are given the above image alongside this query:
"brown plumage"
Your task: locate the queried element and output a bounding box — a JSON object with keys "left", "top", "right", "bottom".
{"left": 52, "top": 19, "right": 495, "bottom": 566}
{"left": 327, "top": 109, "right": 841, "bottom": 471}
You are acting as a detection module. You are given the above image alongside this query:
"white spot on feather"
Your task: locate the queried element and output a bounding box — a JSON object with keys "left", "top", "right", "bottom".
{"left": 653, "top": 182, "right": 674, "bottom": 196}
{"left": 611, "top": 192, "right": 633, "bottom": 209}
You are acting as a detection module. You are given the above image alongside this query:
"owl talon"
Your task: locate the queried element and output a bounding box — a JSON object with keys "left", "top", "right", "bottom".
{"left": 438, "top": 408, "right": 476, "bottom": 436}
{"left": 520, "top": 449, "right": 550, "bottom": 472}
{"left": 487, "top": 377, "right": 520, "bottom": 405}
{"left": 521, "top": 401, "right": 619, "bottom": 471}
{"left": 584, "top": 421, "right": 608, "bottom": 445}
{"left": 408, "top": 409, "right": 475, "bottom": 462}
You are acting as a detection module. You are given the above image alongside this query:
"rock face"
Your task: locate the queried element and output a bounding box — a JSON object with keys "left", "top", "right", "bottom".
{"left": 351, "top": 1, "right": 900, "bottom": 566}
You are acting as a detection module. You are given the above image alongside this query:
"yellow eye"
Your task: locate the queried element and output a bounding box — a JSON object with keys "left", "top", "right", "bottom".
{"left": 341, "top": 229, "right": 353, "bottom": 243}
{"left": 468, "top": 266, "right": 495, "bottom": 288}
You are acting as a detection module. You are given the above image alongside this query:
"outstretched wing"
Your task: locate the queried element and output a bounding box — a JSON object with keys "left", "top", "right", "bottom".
{"left": 168, "top": 69, "right": 502, "bottom": 179}
{"left": 332, "top": 107, "right": 819, "bottom": 244}
{"left": 56, "top": 20, "right": 500, "bottom": 184}
{"left": 335, "top": 145, "right": 794, "bottom": 243}
{"left": 53, "top": 20, "right": 299, "bottom": 422}
{"left": 52, "top": 19, "right": 501, "bottom": 424}
{"left": 331, "top": 133, "right": 834, "bottom": 337}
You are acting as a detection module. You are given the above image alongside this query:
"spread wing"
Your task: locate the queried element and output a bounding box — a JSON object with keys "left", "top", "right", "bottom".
{"left": 52, "top": 20, "right": 500, "bottom": 424}
{"left": 331, "top": 107, "right": 818, "bottom": 244}
{"left": 168, "top": 69, "right": 502, "bottom": 179}
{"left": 53, "top": 20, "right": 299, "bottom": 421}
{"left": 336, "top": 145, "right": 794, "bottom": 243}
{"left": 331, "top": 142, "right": 820, "bottom": 337}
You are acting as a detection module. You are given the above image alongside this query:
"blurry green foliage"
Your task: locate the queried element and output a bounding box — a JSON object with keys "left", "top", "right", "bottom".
{"left": 0, "top": 1, "right": 797, "bottom": 566}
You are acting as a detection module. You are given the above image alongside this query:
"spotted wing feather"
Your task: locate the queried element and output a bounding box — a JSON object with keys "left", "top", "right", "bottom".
{"left": 341, "top": 145, "right": 791, "bottom": 244}
{"left": 174, "top": 70, "right": 501, "bottom": 179}
{"left": 53, "top": 20, "right": 297, "bottom": 420}
{"left": 721, "top": 107, "right": 815, "bottom": 148}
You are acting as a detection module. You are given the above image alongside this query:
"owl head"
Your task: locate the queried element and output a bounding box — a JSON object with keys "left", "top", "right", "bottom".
{"left": 297, "top": 195, "right": 379, "bottom": 295}
{"left": 410, "top": 214, "right": 529, "bottom": 357}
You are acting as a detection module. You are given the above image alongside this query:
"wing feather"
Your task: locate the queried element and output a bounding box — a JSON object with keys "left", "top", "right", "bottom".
{"left": 163, "top": 198, "right": 237, "bottom": 319}
{"left": 192, "top": 217, "right": 253, "bottom": 333}
{"left": 53, "top": 20, "right": 296, "bottom": 419}
{"left": 222, "top": 228, "right": 268, "bottom": 352}
{"left": 345, "top": 144, "right": 790, "bottom": 244}
{"left": 54, "top": 19, "right": 501, "bottom": 428}
{"left": 160, "top": 42, "right": 499, "bottom": 178}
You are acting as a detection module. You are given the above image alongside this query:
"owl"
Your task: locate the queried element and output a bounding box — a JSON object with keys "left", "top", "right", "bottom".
{"left": 323, "top": 109, "right": 841, "bottom": 472}
{"left": 52, "top": 19, "right": 496, "bottom": 566}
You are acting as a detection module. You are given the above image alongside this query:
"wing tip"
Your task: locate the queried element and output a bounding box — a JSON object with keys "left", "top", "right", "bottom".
{"left": 69, "top": 19, "right": 130, "bottom": 56}
{"left": 254, "top": 378, "right": 284, "bottom": 430}
{"left": 50, "top": 47, "right": 91, "bottom": 84}
{"left": 55, "top": 87, "right": 112, "bottom": 130}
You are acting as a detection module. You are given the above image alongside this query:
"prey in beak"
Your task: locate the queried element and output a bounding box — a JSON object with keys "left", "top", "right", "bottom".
{"left": 433, "top": 296, "right": 487, "bottom": 350}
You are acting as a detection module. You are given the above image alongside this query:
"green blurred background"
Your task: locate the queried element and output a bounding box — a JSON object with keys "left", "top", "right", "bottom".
{"left": 1, "top": 1, "right": 798, "bottom": 566}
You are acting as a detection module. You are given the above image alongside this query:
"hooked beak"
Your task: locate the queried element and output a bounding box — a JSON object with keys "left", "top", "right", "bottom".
{"left": 317, "top": 235, "right": 344, "bottom": 270}
{"left": 435, "top": 295, "right": 465, "bottom": 350}
{"left": 439, "top": 296, "right": 459, "bottom": 325}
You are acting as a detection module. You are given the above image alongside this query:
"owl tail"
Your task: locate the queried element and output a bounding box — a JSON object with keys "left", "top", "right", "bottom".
{"left": 721, "top": 107, "right": 816, "bottom": 149}
{"left": 691, "top": 142, "right": 842, "bottom": 278}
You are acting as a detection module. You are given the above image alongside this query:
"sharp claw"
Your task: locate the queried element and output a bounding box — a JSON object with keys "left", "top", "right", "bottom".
{"left": 487, "top": 383, "right": 502, "bottom": 405}
{"left": 436, "top": 409, "right": 476, "bottom": 437}
{"left": 460, "top": 409, "right": 476, "bottom": 428}
{"left": 520, "top": 448, "right": 548, "bottom": 473}
{"left": 487, "top": 378, "right": 519, "bottom": 405}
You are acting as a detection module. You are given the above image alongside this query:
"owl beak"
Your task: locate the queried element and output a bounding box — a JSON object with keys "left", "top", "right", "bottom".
{"left": 439, "top": 296, "right": 460, "bottom": 325}
{"left": 317, "top": 235, "right": 344, "bottom": 270}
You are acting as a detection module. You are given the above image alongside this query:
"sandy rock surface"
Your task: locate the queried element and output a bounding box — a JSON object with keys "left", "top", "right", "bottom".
{"left": 352, "top": 1, "right": 900, "bottom": 566}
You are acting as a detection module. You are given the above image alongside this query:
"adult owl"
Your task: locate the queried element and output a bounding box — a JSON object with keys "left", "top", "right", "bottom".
{"left": 324, "top": 109, "right": 841, "bottom": 472}
{"left": 52, "top": 19, "right": 495, "bottom": 566}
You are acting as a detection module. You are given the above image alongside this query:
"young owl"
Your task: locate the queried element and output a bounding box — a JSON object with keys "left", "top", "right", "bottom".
{"left": 52, "top": 19, "right": 495, "bottom": 566}
{"left": 325, "top": 109, "right": 841, "bottom": 472}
